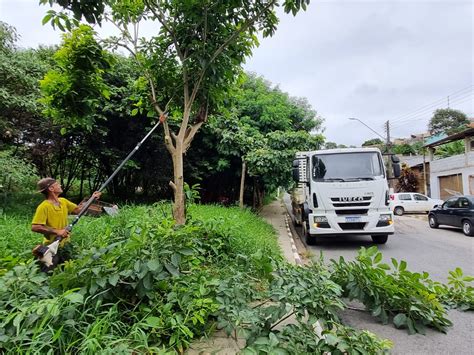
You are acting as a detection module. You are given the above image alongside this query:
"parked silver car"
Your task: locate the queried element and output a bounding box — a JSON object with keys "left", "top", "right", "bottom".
{"left": 389, "top": 193, "right": 444, "bottom": 216}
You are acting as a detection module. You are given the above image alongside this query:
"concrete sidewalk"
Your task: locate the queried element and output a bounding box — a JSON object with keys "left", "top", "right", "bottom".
{"left": 187, "top": 199, "right": 300, "bottom": 354}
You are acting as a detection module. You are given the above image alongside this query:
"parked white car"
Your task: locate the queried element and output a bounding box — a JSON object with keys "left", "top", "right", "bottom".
{"left": 389, "top": 193, "right": 444, "bottom": 215}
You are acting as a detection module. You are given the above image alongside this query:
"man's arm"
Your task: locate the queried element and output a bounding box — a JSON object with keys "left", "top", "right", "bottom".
{"left": 31, "top": 224, "right": 69, "bottom": 238}
{"left": 72, "top": 191, "right": 102, "bottom": 214}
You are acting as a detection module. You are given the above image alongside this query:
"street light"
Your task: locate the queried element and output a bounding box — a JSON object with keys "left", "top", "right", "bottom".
{"left": 347, "top": 117, "right": 386, "bottom": 141}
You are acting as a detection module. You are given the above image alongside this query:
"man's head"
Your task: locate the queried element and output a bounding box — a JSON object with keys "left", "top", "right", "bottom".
{"left": 37, "top": 178, "right": 62, "bottom": 196}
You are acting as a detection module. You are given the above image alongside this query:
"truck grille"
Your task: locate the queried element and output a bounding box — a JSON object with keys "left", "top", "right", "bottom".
{"left": 331, "top": 197, "right": 371, "bottom": 208}
{"left": 338, "top": 222, "right": 366, "bottom": 230}
{"left": 335, "top": 209, "right": 368, "bottom": 215}
{"left": 333, "top": 202, "right": 371, "bottom": 207}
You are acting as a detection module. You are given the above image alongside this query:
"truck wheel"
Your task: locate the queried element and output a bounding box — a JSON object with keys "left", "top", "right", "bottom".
{"left": 393, "top": 207, "right": 404, "bottom": 216}
{"left": 371, "top": 235, "right": 388, "bottom": 244}
{"left": 303, "top": 220, "right": 317, "bottom": 245}
{"left": 462, "top": 220, "right": 474, "bottom": 236}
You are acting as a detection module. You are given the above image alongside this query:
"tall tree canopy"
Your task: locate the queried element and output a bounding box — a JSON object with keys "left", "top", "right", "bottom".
{"left": 362, "top": 138, "right": 384, "bottom": 147}
{"left": 191, "top": 73, "right": 324, "bottom": 208}
{"left": 41, "top": 0, "right": 311, "bottom": 224}
{"left": 428, "top": 108, "right": 469, "bottom": 136}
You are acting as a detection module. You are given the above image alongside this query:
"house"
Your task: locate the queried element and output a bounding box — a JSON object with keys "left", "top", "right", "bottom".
{"left": 425, "top": 123, "right": 474, "bottom": 200}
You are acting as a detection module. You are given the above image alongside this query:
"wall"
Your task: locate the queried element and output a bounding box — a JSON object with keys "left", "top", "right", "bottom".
{"left": 429, "top": 151, "right": 474, "bottom": 199}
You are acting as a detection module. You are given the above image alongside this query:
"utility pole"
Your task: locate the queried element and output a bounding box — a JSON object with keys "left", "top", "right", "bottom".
{"left": 385, "top": 121, "right": 392, "bottom": 178}
{"left": 422, "top": 133, "right": 427, "bottom": 195}
{"left": 386, "top": 120, "right": 393, "bottom": 189}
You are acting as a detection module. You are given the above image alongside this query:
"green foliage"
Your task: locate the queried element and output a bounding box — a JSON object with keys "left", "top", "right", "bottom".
{"left": 428, "top": 108, "right": 469, "bottom": 135}
{"left": 435, "top": 140, "right": 465, "bottom": 158}
{"left": 0, "top": 203, "right": 281, "bottom": 353}
{"left": 392, "top": 143, "right": 415, "bottom": 155}
{"left": 362, "top": 138, "right": 384, "bottom": 147}
{"left": 424, "top": 267, "right": 474, "bottom": 311}
{"left": 40, "top": 25, "right": 112, "bottom": 131}
{"left": 397, "top": 163, "right": 418, "bottom": 192}
{"left": 218, "top": 260, "right": 392, "bottom": 354}
{"left": 331, "top": 247, "right": 457, "bottom": 334}
{"left": 184, "top": 182, "right": 201, "bottom": 205}
{"left": 0, "top": 151, "right": 39, "bottom": 193}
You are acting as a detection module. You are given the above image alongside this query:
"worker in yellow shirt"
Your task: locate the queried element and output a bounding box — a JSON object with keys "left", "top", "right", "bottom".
{"left": 32, "top": 177, "right": 101, "bottom": 271}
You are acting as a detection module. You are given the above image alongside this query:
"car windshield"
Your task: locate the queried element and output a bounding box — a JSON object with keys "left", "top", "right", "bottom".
{"left": 311, "top": 152, "right": 384, "bottom": 182}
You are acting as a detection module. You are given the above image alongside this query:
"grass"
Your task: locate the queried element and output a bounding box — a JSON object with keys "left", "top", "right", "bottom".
{"left": 0, "top": 196, "right": 282, "bottom": 267}
{"left": 188, "top": 204, "right": 281, "bottom": 259}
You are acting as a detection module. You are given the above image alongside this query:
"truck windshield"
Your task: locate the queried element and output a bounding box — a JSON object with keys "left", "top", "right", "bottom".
{"left": 311, "top": 152, "right": 384, "bottom": 181}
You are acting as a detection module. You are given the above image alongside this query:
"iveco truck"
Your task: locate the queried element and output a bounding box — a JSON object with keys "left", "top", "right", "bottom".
{"left": 291, "top": 148, "right": 400, "bottom": 245}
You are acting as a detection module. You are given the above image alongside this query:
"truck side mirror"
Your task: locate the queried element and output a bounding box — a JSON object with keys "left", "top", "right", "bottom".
{"left": 292, "top": 160, "right": 300, "bottom": 182}
{"left": 393, "top": 163, "right": 401, "bottom": 178}
{"left": 292, "top": 158, "right": 308, "bottom": 183}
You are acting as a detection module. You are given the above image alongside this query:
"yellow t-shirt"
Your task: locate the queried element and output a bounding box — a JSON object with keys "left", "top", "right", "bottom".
{"left": 32, "top": 198, "right": 77, "bottom": 245}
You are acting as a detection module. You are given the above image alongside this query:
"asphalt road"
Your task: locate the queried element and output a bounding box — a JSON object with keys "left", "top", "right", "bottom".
{"left": 284, "top": 195, "right": 474, "bottom": 354}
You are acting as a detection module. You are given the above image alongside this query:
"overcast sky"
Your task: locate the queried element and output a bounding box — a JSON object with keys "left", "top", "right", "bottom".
{"left": 1, "top": 0, "right": 472, "bottom": 146}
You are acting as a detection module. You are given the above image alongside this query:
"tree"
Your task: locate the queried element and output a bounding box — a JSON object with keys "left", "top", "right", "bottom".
{"left": 397, "top": 163, "right": 418, "bottom": 192}
{"left": 324, "top": 142, "right": 338, "bottom": 149}
{"left": 41, "top": 0, "right": 310, "bottom": 224}
{"left": 435, "top": 141, "right": 465, "bottom": 158}
{"left": 205, "top": 73, "right": 323, "bottom": 208}
{"left": 362, "top": 138, "right": 384, "bottom": 147}
{"left": 392, "top": 143, "right": 415, "bottom": 155}
{"left": 428, "top": 108, "right": 469, "bottom": 136}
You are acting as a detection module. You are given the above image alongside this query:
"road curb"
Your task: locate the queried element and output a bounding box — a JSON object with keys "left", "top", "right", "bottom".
{"left": 284, "top": 214, "right": 303, "bottom": 266}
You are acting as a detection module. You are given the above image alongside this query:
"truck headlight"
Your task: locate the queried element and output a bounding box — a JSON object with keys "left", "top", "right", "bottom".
{"left": 377, "top": 214, "right": 393, "bottom": 227}
{"left": 314, "top": 216, "right": 328, "bottom": 223}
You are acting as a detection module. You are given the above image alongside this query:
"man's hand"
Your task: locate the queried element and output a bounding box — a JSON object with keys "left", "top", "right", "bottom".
{"left": 92, "top": 191, "right": 102, "bottom": 200}
{"left": 56, "top": 228, "right": 70, "bottom": 238}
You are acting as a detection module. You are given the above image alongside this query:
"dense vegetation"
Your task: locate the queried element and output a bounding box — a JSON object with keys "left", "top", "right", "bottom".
{"left": 1, "top": 197, "right": 473, "bottom": 353}
{"left": 0, "top": 20, "right": 322, "bottom": 210}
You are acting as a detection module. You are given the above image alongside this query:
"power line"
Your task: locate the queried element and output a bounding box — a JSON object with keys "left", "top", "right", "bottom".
{"left": 390, "top": 85, "right": 473, "bottom": 124}
{"left": 390, "top": 91, "right": 473, "bottom": 130}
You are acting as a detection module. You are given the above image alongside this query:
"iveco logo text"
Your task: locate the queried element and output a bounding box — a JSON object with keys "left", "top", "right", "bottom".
{"left": 340, "top": 197, "right": 364, "bottom": 202}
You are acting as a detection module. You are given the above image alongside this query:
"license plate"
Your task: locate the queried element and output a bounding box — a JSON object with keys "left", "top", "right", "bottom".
{"left": 345, "top": 216, "right": 361, "bottom": 222}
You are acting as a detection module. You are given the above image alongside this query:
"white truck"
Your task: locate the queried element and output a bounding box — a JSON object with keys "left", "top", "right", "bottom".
{"left": 291, "top": 147, "right": 400, "bottom": 245}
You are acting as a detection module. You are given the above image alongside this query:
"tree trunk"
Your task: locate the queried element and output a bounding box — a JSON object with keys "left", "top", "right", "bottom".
{"left": 239, "top": 159, "right": 246, "bottom": 209}
{"left": 170, "top": 142, "right": 186, "bottom": 225}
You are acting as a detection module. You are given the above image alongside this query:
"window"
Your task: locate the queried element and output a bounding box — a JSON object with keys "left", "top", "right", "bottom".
{"left": 457, "top": 198, "right": 470, "bottom": 209}
{"left": 398, "top": 194, "right": 412, "bottom": 201}
{"left": 311, "top": 152, "right": 384, "bottom": 181}
{"left": 444, "top": 198, "right": 458, "bottom": 208}
{"left": 414, "top": 194, "right": 428, "bottom": 201}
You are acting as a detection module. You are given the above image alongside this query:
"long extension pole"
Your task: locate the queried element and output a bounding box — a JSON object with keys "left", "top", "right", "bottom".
{"left": 66, "top": 117, "right": 164, "bottom": 231}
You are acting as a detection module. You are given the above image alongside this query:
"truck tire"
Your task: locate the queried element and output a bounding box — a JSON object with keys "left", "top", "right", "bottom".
{"left": 371, "top": 235, "right": 388, "bottom": 244}
{"left": 303, "top": 220, "right": 317, "bottom": 245}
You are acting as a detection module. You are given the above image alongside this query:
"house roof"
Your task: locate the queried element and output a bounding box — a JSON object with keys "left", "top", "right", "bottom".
{"left": 424, "top": 123, "right": 474, "bottom": 148}
{"left": 399, "top": 155, "right": 424, "bottom": 168}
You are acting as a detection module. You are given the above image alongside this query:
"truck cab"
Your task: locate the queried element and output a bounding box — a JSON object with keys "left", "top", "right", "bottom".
{"left": 291, "top": 148, "right": 400, "bottom": 245}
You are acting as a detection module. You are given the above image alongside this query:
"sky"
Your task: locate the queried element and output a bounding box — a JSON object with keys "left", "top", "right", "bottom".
{"left": 1, "top": 0, "right": 473, "bottom": 147}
